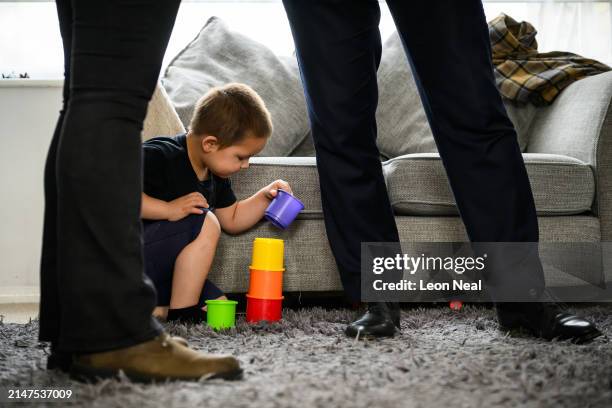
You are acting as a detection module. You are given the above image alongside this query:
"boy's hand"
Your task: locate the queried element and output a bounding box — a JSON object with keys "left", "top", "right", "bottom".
{"left": 167, "top": 192, "right": 209, "bottom": 221}
{"left": 263, "top": 179, "right": 293, "bottom": 200}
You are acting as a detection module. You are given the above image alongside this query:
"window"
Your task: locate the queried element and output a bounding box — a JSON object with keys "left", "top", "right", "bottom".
{"left": 1, "top": 0, "right": 610, "bottom": 78}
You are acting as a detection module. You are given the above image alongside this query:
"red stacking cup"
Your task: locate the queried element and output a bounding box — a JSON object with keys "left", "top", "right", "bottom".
{"left": 246, "top": 294, "right": 283, "bottom": 323}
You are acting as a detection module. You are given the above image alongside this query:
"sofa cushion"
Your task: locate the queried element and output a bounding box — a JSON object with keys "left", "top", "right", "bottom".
{"left": 385, "top": 153, "right": 595, "bottom": 216}
{"left": 376, "top": 31, "right": 533, "bottom": 160}
{"left": 161, "top": 17, "right": 309, "bottom": 157}
{"left": 293, "top": 31, "right": 536, "bottom": 158}
{"left": 232, "top": 154, "right": 594, "bottom": 218}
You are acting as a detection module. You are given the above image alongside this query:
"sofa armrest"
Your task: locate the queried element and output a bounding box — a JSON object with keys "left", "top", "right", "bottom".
{"left": 596, "top": 97, "right": 612, "bottom": 242}
{"left": 142, "top": 82, "right": 186, "bottom": 142}
{"left": 527, "top": 72, "right": 612, "bottom": 240}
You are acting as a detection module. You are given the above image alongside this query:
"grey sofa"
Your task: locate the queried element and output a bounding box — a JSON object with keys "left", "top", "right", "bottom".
{"left": 144, "top": 71, "right": 612, "bottom": 296}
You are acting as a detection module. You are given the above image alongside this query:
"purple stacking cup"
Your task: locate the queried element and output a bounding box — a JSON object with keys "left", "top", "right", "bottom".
{"left": 265, "top": 189, "right": 304, "bottom": 229}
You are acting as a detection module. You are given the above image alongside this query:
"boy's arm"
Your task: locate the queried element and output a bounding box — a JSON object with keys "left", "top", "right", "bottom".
{"left": 141, "top": 192, "right": 209, "bottom": 221}
{"left": 141, "top": 192, "right": 170, "bottom": 220}
{"left": 215, "top": 180, "right": 292, "bottom": 235}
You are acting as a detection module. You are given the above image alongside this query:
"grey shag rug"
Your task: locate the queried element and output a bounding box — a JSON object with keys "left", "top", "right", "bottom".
{"left": 1, "top": 305, "right": 612, "bottom": 408}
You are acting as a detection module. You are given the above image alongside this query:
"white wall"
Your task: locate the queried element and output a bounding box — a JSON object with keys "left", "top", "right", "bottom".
{"left": 0, "top": 80, "right": 62, "bottom": 303}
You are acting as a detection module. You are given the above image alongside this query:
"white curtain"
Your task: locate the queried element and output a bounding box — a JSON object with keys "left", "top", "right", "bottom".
{"left": 1, "top": 1, "right": 611, "bottom": 77}
{"left": 482, "top": 1, "right": 612, "bottom": 65}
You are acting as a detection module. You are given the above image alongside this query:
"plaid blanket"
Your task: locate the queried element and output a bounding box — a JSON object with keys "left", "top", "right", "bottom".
{"left": 488, "top": 13, "right": 611, "bottom": 106}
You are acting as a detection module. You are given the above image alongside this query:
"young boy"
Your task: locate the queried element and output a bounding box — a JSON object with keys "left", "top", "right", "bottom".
{"left": 141, "top": 83, "right": 292, "bottom": 324}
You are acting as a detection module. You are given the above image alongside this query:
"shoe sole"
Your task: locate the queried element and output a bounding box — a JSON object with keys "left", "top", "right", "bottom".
{"left": 570, "top": 329, "right": 603, "bottom": 345}
{"left": 345, "top": 328, "right": 398, "bottom": 339}
{"left": 500, "top": 326, "right": 604, "bottom": 345}
{"left": 347, "top": 333, "right": 395, "bottom": 340}
{"left": 70, "top": 363, "right": 243, "bottom": 384}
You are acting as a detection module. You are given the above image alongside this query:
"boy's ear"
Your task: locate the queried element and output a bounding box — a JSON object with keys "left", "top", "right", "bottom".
{"left": 201, "top": 135, "right": 219, "bottom": 152}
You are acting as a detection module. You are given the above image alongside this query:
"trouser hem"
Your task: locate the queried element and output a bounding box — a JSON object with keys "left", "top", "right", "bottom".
{"left": 57, "top": 325, "right": 163, "bottom": 354}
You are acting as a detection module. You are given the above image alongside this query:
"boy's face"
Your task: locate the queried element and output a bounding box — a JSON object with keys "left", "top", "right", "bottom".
{"left": 201, "top": 134, "right": 267, "bottom": 178}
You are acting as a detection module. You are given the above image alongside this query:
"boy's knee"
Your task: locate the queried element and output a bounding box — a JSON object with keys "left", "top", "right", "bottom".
{"left": 199, "top": 211, "right": 221, "bottom": 240}
{"left": 188, "top": 211, "right": 221, "bottom": 244}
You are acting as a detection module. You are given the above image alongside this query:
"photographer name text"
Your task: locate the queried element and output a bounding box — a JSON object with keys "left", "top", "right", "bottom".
{"left": 373, "top": 279, "right": 482, "bottom": 291}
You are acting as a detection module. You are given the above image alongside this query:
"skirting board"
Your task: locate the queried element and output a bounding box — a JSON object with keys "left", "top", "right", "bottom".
{"left": 0, "top": 286, "right": 40, "bottom": 304}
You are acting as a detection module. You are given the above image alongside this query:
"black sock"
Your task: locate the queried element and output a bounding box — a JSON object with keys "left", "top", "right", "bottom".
{"left": 47, "top": 344, "right": 73, "bottom": 372}
{"left": 167, "top": 305, "right": 206, "bottom": 324}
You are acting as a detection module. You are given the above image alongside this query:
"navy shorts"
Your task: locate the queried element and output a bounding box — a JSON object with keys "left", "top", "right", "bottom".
{"left": 143, "top": 212, "right": 224, "bottom": 307}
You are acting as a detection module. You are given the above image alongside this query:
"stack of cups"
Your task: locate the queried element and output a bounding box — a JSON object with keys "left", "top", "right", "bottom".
{"left": 246, "top": 238, "right": 284, "bottom": 323}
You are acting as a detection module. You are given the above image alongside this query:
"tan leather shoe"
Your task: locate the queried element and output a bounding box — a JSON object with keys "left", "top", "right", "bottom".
{"left": 70, "top": 333, "right": 241, "bottom": 382}
{"left": 47, "top": 336, "right": 188, "bottom": 374}
{"left": 171, "top": 336, "right": 188, "bottom": 347}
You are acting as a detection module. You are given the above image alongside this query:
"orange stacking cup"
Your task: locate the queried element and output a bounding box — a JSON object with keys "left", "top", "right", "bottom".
{"left": 248, "top": 267, "right": 283, "bottom": 299}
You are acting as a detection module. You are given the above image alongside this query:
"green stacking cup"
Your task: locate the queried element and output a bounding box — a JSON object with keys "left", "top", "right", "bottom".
{"left": 205, "top": 299, "right": 238, "bottom": 330}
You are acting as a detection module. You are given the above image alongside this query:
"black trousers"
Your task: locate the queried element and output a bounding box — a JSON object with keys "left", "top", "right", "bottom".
{"left": 39, "top": 0, "right": 181, "bottom": 353}
{"left": 283, "top": 0, "right": 545, "bottom": 302}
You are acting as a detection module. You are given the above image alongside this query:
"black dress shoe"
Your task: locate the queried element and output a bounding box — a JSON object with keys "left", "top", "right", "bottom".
{"left": 496, "top": 302, "right": 602, "bottom": 344}
{"left": 345, "top": 302, "right": 401, "bottom": 338}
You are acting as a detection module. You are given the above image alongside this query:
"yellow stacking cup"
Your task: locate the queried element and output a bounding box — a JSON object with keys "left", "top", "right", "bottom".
{"left": 251, "top": 238, "right": 284, "bottom": 271}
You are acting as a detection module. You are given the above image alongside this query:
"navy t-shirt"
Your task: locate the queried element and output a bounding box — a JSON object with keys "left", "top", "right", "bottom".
{"left": 142, "top": 133, "right": 237, "bottom": 212}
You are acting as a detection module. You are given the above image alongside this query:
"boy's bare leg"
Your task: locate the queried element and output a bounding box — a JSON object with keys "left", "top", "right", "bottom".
{"left": 170, "top": 211, "right": 221, "bottom": 309}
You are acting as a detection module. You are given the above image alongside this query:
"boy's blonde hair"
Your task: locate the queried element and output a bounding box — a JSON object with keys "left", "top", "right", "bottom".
{"left": 189, "top": 83, "right": 273, "bottom": 147}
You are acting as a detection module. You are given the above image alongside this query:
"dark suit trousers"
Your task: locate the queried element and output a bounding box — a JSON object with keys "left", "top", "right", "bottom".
{"left": 282, "top": 0, "right": 545, "bottom": 302}
{"left": 39, "top": 0, "right": 180, "bottom": 353}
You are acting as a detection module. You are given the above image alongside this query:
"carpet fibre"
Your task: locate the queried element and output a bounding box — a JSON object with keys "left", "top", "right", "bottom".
{"left": 1, "top": 305, "right": 611, "bottom": 408}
